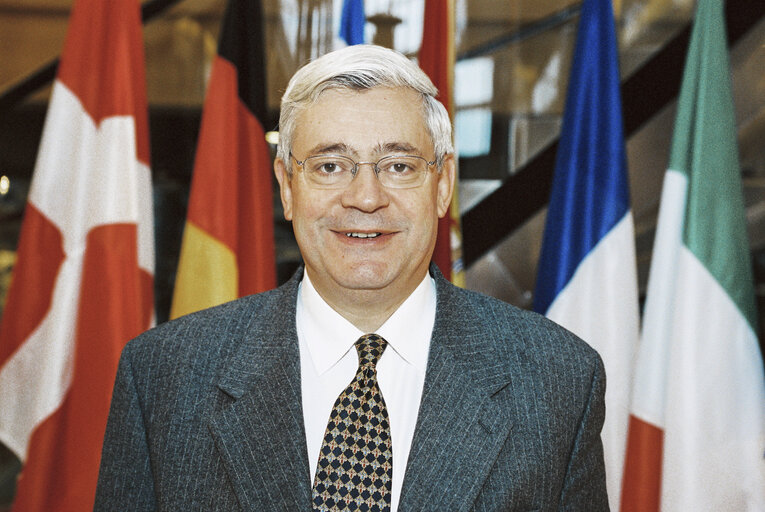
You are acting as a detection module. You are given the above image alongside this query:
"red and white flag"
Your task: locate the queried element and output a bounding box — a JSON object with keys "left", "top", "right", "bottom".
{"left": 0, "top": 0, "right": 154, "bottom": 509}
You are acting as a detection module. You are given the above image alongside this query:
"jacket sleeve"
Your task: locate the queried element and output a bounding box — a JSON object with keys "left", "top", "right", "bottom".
{"left": 558, "top": 355, "right": 610, "bottom": 511}
{"left": 94, "top": 345, "right": 156, "bottom": 511}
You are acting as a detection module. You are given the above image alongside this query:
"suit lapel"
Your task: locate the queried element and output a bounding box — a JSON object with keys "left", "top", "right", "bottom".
{"left": 399, "top": 269, "right": 517, "bottom": 512}
{"left": 207, "top": 273, "right": 312, "bottom": 511}
{"left": 202, "top": 267, "right": 527, "bottom": 511}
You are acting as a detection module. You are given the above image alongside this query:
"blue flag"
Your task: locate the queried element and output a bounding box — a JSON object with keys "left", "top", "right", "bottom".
{"left": 339, "top": 0, "right": 365, "bottom": 46}
{"left": 532, "top": 0, "right": 639, "bottom": 508}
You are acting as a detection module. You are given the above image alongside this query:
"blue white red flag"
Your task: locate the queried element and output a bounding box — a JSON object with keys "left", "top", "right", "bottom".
{"left": 533, "top": 0, "right": 639, "bottom": 508}
{"left": 339, "top": 0, "right": 365, "bottom": 46}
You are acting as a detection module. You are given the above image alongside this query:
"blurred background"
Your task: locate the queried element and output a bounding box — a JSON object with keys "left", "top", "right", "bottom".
{"left": 2, "top": 0, "right": 764, "bottom": 324}
{"left": 0, "top": 0, "right": 763, "bottom": 508}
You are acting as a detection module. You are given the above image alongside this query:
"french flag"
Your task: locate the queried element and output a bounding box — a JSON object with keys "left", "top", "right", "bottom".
{"left": 339, "top": 0, "right": 365, "bottom": 46}
{"left": 532, "top": 0, "right": 639, "bottom": 509}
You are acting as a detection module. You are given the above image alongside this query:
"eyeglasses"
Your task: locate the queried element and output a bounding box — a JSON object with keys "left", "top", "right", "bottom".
{"left": 291, "top": 153, "right": 437, "bottom": 190}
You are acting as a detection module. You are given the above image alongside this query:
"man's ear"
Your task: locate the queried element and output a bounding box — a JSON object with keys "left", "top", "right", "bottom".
{"left": 274, "top": 157, "right": 293, "bottom": 221}
{"left": 436, "top": 154, "right": 456, "bottom": 218}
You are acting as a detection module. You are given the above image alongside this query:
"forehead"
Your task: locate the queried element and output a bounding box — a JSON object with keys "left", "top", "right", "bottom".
{"left": 292, "top": 87, "right": 433, "bottom": 156}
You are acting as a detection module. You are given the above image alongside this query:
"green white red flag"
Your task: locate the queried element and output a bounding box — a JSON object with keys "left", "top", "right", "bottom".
{"left": 621, "top": 0, "right": 765, "bottom": 509}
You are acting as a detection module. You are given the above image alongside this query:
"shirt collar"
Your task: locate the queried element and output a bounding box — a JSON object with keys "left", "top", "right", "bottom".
{"left": 297, "top": 270, "right": 436, "bottom": 376}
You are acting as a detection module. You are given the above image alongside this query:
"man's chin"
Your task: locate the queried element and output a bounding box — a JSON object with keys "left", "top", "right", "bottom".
{"left": 325, "top": 261, "right": 395, "bottom": 289}
{"left": 334, "top": 272, "right": 392, "bottom": 292}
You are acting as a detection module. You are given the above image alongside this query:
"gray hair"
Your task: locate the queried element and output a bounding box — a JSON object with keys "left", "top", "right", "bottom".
{"left": 277, "top": 44, "right": 453, "bottom": 172}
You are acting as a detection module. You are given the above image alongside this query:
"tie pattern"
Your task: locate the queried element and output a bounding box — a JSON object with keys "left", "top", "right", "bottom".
{"left": 311, "top": 334, "right": 393, "bottom": 512}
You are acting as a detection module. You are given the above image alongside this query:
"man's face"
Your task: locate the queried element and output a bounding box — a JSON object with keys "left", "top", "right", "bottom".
{"left": 274, "top": 87, "right": 454, "bottom": 304}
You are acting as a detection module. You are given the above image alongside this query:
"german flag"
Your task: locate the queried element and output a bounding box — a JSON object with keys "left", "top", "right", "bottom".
{"left": 171, "top": 0, "right": 276, "bottom": 319}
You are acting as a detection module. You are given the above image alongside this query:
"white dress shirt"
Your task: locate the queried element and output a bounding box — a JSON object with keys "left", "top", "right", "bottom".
{"left": 296, "top": 270, "right": 436, "bottom": 512}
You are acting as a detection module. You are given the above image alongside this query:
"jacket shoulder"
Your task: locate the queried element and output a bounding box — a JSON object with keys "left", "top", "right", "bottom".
{"left": 438, "top": 281, "right": 604, "bottom": 375}
{"left": 120, "top": 283, "right": 295, "bottom": 384}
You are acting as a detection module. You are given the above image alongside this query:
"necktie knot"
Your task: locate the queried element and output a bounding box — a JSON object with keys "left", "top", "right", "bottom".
{"left": 355, "top": 333, "right": 387, "bottom": 369}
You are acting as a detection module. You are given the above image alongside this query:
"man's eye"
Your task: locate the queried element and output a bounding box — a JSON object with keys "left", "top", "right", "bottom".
{"left": 382, "top": 160, "right": 417, "bottom": 175}
{"left": 319, "top": 162, "right": 340, "bottom": 173}
{"left": 312, "top": 160, "right": 350, "bottom": 174}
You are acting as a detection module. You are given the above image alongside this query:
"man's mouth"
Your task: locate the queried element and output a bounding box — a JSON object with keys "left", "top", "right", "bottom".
{"left": 345, "top": 232, "right": 382, "bottom": 239}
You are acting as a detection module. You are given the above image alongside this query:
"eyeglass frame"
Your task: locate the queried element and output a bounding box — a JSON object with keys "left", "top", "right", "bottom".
{"left": 289, "top": 152, "right": 439, "bottom": 190}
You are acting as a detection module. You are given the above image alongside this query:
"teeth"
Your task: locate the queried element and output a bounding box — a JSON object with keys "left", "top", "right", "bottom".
{"left": 346, "top": 232, "right": 381, "bottom": 239}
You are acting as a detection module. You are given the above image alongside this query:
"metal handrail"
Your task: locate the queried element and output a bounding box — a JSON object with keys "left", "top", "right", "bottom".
{"left": 0, "top": 0, "right": 183, "bottom": 113}
{"left": 462, "top": 0, "right": 765, "bottom": 267}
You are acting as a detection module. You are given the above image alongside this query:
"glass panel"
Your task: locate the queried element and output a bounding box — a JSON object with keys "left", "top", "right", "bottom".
{"left": 455, "top": 0, "right": 697, "bottom": 210}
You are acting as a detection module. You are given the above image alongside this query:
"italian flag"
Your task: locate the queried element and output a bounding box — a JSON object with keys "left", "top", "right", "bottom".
{"left": 170, "top": 0, "right": 276, "bottom": 319}
{"left": 621, "top": 0, "right": 765, "bottom": 509}
{"left": 0, "top": 0, "right": 154, "bottom": 509}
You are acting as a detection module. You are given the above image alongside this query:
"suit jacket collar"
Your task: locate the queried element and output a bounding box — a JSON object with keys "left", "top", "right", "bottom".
{"left": 398, "top": 265, "right": 518, "bottom": 511}
{"left": 207, "top": 265, "right": 521, "bottom": 511}
{"left": 208, "top": 270, "right": 313, "bottom": 511}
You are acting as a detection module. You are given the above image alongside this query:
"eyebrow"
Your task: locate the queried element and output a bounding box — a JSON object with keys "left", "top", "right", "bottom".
{"left": 378, "top": 142, "right": 420, "bottom": 155}
{"left": 304, "top": 142, "right": 423, "bottom": 158}
{"left": 305, "top": 142, "right": 352, "bottom": 156}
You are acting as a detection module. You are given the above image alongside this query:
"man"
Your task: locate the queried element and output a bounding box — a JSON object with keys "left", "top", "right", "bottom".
{"left": 95, "top": 45, "right": 608, "bottom": 511}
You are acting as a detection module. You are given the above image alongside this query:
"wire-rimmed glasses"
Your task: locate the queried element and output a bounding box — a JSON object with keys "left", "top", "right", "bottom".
{"left": 291, "top": 153, "right": 437, "bottom": 189}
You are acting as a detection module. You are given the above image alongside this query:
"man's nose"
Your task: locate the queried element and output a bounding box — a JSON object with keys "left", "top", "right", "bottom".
{"left": 340, "top": 163, "right": 391, "bottom": 212}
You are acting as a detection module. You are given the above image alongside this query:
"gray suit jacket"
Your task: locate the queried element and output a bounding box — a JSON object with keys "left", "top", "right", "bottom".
{"left": 95, "top": 267, "right": 608, "bottom": 511}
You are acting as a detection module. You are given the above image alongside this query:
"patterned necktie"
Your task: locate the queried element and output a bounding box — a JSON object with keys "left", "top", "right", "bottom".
{"left": 311, "top": 333, "right": 393, "bottom": 512}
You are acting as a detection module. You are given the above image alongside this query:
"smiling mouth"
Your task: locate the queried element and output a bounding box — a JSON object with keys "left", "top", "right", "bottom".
{"left": 345, "top": 232, "right": 382, "bottom": 239}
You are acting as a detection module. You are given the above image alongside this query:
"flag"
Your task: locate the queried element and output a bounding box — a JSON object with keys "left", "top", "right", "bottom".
{"left": 340, "top": 0, "right": 365, "bottom": 46}
{"left": 621, "top": 0, "right": 765, "bottom": 509}
{"left": 532, "top": 0, "right": 638, "bottom": 508}
{"left": 170, "top": 0, "right": 276, "bottom": 319}
{"left": 419, "top": 0, "right": 464, "bottom": 285}
{"left": 0, "top": 0, "right": 154, "bottom": 509}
